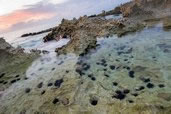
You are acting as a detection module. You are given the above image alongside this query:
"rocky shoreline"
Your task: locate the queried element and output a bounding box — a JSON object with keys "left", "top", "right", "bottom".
{"left": 0, "top": 0, "right": 171, "bottom": 114}
{"left": 43, "top": 0, "right": 171, "bottom": 56}
{"left": 0, "top": 38, "right": 39, "bottom": 90}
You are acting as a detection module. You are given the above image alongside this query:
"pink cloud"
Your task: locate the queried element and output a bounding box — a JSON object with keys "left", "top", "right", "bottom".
{"left": 0, "top": 10, "right": 56, "bottom": 31}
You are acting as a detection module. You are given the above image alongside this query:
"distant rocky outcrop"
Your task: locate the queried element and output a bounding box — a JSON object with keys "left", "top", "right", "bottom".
{"left": 21, "top": 28, "right": 53, "bottom": 37}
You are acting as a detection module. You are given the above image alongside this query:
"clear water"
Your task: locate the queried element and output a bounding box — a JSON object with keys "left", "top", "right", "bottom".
{"left": 0, "top": 24, "right": 171, "bottom": 113}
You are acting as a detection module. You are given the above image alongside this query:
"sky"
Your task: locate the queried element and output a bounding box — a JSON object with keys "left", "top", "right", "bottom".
{"left": 0, "top": 0, "right": 130, "bottom": 38}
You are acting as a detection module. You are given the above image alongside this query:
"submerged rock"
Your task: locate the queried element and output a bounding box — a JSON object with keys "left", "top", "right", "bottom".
{"left": 37, "top": 82, "right": 43, "bottom": 88}
{"left": 113, "top": 90, "right": 126, "bottom": 100}
{"left": 146, "top": 83, "right": 154, "bottom": 88}
{"left": 128, "top": 71, "right": 135, "bottom": 78}
{"left": 25, "top": 88, "right": 31, "bottom": 93}
{"left": 90, "top": 97, "right": 98, "bottom": 106}
{"left": 52, "top": 98, "right": 59, "bottom": 104}
{"left": 54, "top": 79, "right": 64, "bottom": 88}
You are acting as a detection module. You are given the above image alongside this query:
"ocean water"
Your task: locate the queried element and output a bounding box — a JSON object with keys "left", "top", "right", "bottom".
{"left": 0, "top": 22, "right": 171, "bottom": 113}
{"left": 11, "top": 32, "right": 70, "bottom": 53}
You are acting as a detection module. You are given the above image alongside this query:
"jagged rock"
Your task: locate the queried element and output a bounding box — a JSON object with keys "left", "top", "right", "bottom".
{"left": 0, "top": 38, "right": 39, "bottom": 90}
{"left": 43, "top": 0, "right": 170, "bottom": 56}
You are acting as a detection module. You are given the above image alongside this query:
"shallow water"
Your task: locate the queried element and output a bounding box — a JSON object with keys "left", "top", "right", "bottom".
{"left": 0, "top": 24, "right": 171, "bottom": 113}
{"left": 11, "top": 32, "right": 70, "bottom": 53}
{"left": 105, "top": 14, "right": 123, "bottom": 20}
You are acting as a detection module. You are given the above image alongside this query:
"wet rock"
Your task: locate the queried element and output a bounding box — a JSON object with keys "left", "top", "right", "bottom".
{"left": 100, "top": 59, "right": 108, "bottom": 67}
{"left": 124, "top": 59, "right": 128, "bottom": 61}
{"left": 123, "top": 89, "right": 130, "bottom": 94}
{"left": 103, "top": 68, "right": 107, "bottom": 71}
{"left": 96, "top": 62, "right": 100, "bottom": 65}
{"left": 113, "top": 82, "right": 118, "bottom": 86}
{"left": 58, "top": 61, "right": 64, "bottom": 65}
{"left": 75, "top": 68, "right": 85, "bottom": 76}
{"left": 16, "top": 78, "right": 20, "bottom": 81}
{"left": 104, "top": 73, "right": 110, "bottom": 77}
{"left": 53, "top": 98, "right": 59, "bottom": 104}
{"left": 116, "top": 59, "right": 120, "bottom": 62}
{"left": 76, "top": 60, "right": 83, "bottom": 65}
{"left": 128, "top": 71, "right": 135, "bottom": 78}
{"left": 42, "top": 50, "right": 49, "bottom": 54}
{"left": 3, "top": 81, "right": 7, "bottom": 84}
{"left": 101, "top": 59, "right": 106, "bottom": 63}
{"left": 142, "top": 78, "right": 151, "bottom": 83}
{"left": 90, "top": 97, "right": 98, "bottom": 106}
{"left": 15, "top": 75, "right": 20, "bottom": 78}
{"left": 126, "top": 67, "right": 131, "bottom": 70}
{"left": 54, "top": 79, "right": 63, "bottom": 88}
{"left": 110, "top": 65, "right": 115, "bottom": 70}
{"left": 88, "top": 74, "right": 93, "bottom": 78}
{"left": 38, "top": 68, "right": 43, "bottom": 71}
{"left": 37, "top": 82, "right": 43, "bottom": 88}
{"left": 41, "top": 90, "right": 46, "bottom": 95}
{"left": 116, "top": 66, "right": 120, "bottom": 69}
{"left": 101, "top": 63, "right": 108, "bottom": 67}
{"left": 0, "top": 80, "right": 4, "bottom": 83}
{"left": 47, "top": 83, "right": 53, "bottom": 87}
{"left": 158, "top": 84, "right": 165, "bottom": 88}
{"left": 51, "top": 68, "right": 55, "bottom": 71}
{"left": 113, "top": 90, "right": 126, "bottom": 100}
{"left": 146, "top": 83, "right": 154, "bottom": 88}
{"left": 135, "top": 86, "right": 145, "bottom": 91}
{"left": 152, "top": 56, "right": 156, "bottom": 59}
{"left": 31, "top": 73, "right": 35, "bottom": 76}
{"left": 66, "top": 70, "right": 69, "bottom": 73}
{"left": 117, "top": 51, "right": 123, "bottom": 55}
{"left": 0, "top": 73, "right": 5, "bottom": 78}
{"left": 21, "top": 28, "right": 52, "bottom": 38}
{"left": 24, "top": 77, "right": 28, "bottom": 80}
{"left": 10, "top": 79, "right": 17, "bottom": 83}
{"left": 91, "top": 77, "right": 96, "bottom": 81}
{"left": 82, "top": 64, "right": 90, "bottom": 71}
{"left": 132, "top": 93, "right": 138, "bottom": 97}
{"left": 25, "top": 88, "right": 31, "bottom": 93}
{"left": 128, "top": 100, "right": 134, "bottom": 103}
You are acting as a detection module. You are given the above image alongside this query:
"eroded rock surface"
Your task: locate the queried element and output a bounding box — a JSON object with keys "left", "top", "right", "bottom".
{"left": 43, "top": 0, "right": 171, "bottom": 56}
{"left": 0, "top": 38, "right": 39, "bottom": 90}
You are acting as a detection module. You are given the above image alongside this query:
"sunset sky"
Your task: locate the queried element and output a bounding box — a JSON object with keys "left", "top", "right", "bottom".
{"left": 0, "top": 0, "right": 130, "bottom": 35}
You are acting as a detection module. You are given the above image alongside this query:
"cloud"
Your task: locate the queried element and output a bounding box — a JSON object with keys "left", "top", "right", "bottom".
{"left": 0, "top": 0, "right": 68, "bottom": 16}
{"left": 0, "top": 1, "right": 58, "bottom": 32}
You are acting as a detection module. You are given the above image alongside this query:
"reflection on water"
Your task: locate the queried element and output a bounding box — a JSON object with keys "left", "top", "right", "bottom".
{"left": 0, "top": 25, "right": 171, "bottom": 113}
